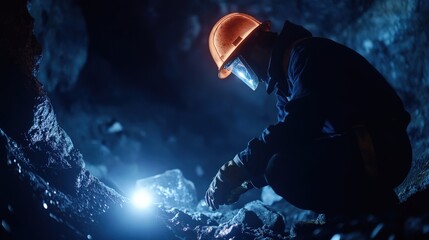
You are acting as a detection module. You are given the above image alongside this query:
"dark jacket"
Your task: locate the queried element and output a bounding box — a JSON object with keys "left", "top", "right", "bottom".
{"left": 234, "top": 21, "right": 411, "bottom": 187}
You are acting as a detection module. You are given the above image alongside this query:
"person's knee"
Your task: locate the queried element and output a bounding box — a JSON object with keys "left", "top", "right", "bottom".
{"left": 266, "top": 154, "right": 280, "bottom": 176}
{"left": 264, "top": 154, "right": 285, "bottom": 192}
{"left": 377, "top": 130, "right": 412, "bottom": 188}
{"left": 264, "top": 153, "right": 311, "bottom": 209}
{"left": 265, "top": 153, "right": 288, "bottom": 188}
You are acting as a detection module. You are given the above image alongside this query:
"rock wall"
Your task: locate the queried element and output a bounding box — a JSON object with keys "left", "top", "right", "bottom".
{"left": 29, "top": 0, "right": 88, "bottom": 92}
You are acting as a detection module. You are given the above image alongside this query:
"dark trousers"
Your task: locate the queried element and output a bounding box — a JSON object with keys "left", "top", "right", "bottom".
{"left": 265, "top": 128, "right": 412, "bottom": 216}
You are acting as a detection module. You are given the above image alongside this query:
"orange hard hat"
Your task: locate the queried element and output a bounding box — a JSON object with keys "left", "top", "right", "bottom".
{"left": 208, "top": 13, "right": 263, "bottom": 79}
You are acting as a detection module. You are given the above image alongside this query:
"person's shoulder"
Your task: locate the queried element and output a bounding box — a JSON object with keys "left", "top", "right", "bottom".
{"left": 291, "top": 37, "right": 346, "bottom": 60}
{"left": 295, "top": 37, "right": 336, "bottom": 48}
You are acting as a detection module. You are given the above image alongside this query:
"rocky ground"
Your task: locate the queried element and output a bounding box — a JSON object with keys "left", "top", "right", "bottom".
{"left": 1, "top": 115, "right": 429, "bottom": 239}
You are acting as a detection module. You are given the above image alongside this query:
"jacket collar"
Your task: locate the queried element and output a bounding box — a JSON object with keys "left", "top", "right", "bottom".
{"left": 266, "top": 20, "right": 312, "bottom": 94}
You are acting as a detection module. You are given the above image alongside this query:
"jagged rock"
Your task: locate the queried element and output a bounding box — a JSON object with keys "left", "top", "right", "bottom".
{"left": 240, "top": 200, "right": 285, "bottom": 231}
{"left": 0, "top": 1, "right": 173, "bottom": 239}
{"left": 172, "top": 200, "right": 288, "bottom": 239}
{"left": 28, "top": 0, "right": 88, "bottom": 92}
{"left": 230, "top": 209, "right": 264, "bottom": 229}
{"left": 135, "top": 169, "right": 198, "bottom": 209}
{"left": 266, "top": 199, "right": 320, "bottom": 231}
{"left": 398, "top": 148, "right": 429, "bottom": 199}
{"left": 0, "top": 78, "right": 177, "bottom": 239}
{"left": 1, "top": 128, "right": 122, "bottom": 239}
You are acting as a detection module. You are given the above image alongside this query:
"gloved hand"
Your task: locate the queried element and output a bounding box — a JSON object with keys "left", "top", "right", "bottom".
{"left": 205, "top": 160, "right": 253, "bottom": 210}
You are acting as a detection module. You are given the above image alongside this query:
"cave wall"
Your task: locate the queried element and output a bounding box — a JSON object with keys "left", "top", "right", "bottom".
{"left": 28, "top": 0, "right": 88, "bottom": 92}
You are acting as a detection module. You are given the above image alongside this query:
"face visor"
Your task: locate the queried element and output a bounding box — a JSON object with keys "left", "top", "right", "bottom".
{"left": 225, "top": 56, "right": 259, "bottom": 91}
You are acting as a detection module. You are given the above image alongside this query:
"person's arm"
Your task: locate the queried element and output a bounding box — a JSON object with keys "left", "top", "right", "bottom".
{"left": 234, "top": 100, "right": 320, "bottom": 187}
{"left": 235, "top": 43, "right": 327, "bottom": 187}
{"left": 205, "top": 42, "right": 325, "bottom": 209}
{"left": 206, "top": 97, "right": 323, "bottom": 210}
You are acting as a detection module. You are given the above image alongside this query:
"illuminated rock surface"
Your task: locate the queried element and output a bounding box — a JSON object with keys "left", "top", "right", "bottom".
{"left": 135, "top": 169, "right": 198, "bottom": 209}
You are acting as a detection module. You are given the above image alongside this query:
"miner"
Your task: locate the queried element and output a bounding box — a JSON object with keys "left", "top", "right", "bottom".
{"left": 205, "top": 12, "right": 412, "bottom": 216}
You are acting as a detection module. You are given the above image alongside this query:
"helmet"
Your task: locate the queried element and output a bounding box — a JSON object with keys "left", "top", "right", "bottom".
{"left": 209, "top": 13, "right": 262, "bottom": 80}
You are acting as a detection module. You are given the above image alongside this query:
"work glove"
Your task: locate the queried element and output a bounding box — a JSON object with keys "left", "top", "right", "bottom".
{"left": 205, "top": 160, "right": 253, "bottom": 210}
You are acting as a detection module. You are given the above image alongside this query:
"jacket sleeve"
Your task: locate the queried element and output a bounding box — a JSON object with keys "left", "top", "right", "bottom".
{"left": 233, "top": 43, "right": 325, "bottom": 188}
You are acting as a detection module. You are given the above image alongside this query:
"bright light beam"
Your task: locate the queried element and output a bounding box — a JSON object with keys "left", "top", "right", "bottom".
{"left": 132, "top": 189, "right": 153, "bottom": 209}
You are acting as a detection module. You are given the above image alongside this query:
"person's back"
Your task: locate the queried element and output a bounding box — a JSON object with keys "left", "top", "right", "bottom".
{"left": 265, "top": 36, "right": 413, "bottom": 215}
{"left": 286, "top": 37, "right": 409, "bottom": 130}
{"left": 284, "top": 36, "right": 412, "bottom": 188}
